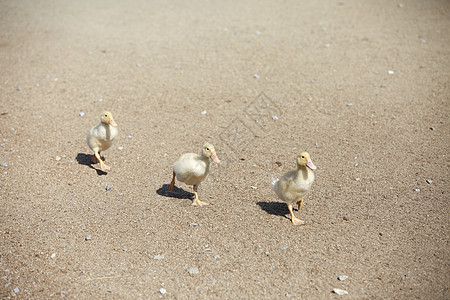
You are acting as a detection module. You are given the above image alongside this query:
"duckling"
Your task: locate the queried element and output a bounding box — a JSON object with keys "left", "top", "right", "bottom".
{"left": 273, "top": 151, "right": 316, "bottom": 225}
{"left": 169, "top": 142, "right": 220, "bottom": 206}
{"left": 86, "top": 111, "right": 118, "bottom": 171}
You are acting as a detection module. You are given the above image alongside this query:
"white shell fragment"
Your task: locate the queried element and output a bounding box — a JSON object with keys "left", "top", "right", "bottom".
{"left": 333, "top": 288, "right": 349, "bottom": 295}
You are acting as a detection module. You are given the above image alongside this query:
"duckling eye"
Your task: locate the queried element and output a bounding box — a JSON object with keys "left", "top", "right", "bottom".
{"left": 301, "top": 156, "right": 305, "bottom": 159}
{"left": 206, "top": 147, "right": 210, "bottom": 151}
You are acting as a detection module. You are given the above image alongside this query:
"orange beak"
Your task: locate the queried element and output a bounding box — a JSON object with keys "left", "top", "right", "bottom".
{"left": 211, "top": 152, "right": 220, "bottom": 164}
{"left": 109, "top": 117, "right": 117, "bottom": 127}
{"left": 306, "top": 159, "right": 316, "bottom": 171}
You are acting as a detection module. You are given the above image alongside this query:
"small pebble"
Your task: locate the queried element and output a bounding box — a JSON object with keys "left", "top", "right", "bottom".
{"left": 3, "top": 139, "right": 8, "bottom": 142}
{"left": 79, "top": 112, "right": 85, "bottom": 117}
{"left": 255, "top": 30, "right": 261, "bottom": 35}
{"left": 346, "top": 103, "right": 353, "bottom": 106}
{"left": 413, "top": 188, "right": 420, "bottom": 192}
{"left": 186, "top": 266, "right": 199, "bottom": 275}
{"left": 280, "top": 246, "right": 287, "bottom": 250}
{"left": 429, "top": 127, "right": 435, "bottom": 130}
{"left": 388, "top": 70, "right": 394, "bottom": 75}
{"left": 98, "top": 98, "right": 103, "bottom": 102}
{"left": 16, "top": 87, "right": 21, "bottom": 91}
{"left": 1, "top": 163, "right": 7, "bottom": 167}
{"left": 55, "top": 156, "right": 61, "bottom": 161}
{"left": 250, "top": 186, "right": 258, "bottom": 190}
{"left": 285, "top": 293, "right": 291, "bottom": 297}
{"left": 354, "top": 163, "right": 359, "bottom": 167}
{"left": 426, "top": 179, "right": 432, "bottom": 184}
{"left": 159, "top": 288, "right": 166, "bottom": 294}
{"left": 136, "top": 63, "right": 142, "bottom": 67}
{"left": 126, "top": 135, "right": 132, "bottom": 139}
{"left": 201, "top": 110, "right": 207, "bottom": 115}
{"left": 338, "top": 275, "right": 348, "bottom": 281}
{"left": 272, "top": 115, "right": 279, "bottom": 120}
{"left": 333, "top": 288, "right": 348, "bottom": 295}
{"left": 85, "top": 235, "right": 92, "bottom": 241}
{"left": 380, "top": 84, "right": 386, "bottom": 88}
{"left": 153, "top": 254, "right": 164, "bottom": 260}
{"left": 253, "top": 74, "right": 259, "bottom": 79}
{"left": 51, "top": 253, "right": 56, "bottom": 259}
{"left": 106, "top": 185, "right": 112, "bottom": 191}
{"left": 117, "top": 146, "right": 123, "bottom": 151}
{"left": 12, "top": 287, "right": 19, "bottom": 293}
{"left": 265, "top": 252, "right": 270, "bottom": 256}
{"left": 308, "top": 97, "right": 313, "bottom": 101}
{"left": 355, "top": 178, "right": 360, "bottom": 181}
{"left": 189, "top": 223, "right": 199, "bottom": 227}
{"left": 213, "top": 254, "right": 220, "bottom": 259}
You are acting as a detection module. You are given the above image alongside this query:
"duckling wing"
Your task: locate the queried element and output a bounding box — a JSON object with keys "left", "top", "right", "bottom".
{"left": 174, "top": 154, "right": 208, "bottom": 184}
{"left": 87, "top": 124, "right": 117, "bottom": 152}
{"left": 87, "top": 125, "right": 105, "bottom": 151}
{"left": 274, "top": 171, "right": 307, "bottom": 203}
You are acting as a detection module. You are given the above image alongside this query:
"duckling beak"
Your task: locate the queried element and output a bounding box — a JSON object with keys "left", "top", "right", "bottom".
{"left": 211, "top": 152, "right": 220, "bottom": 164}
{"left": 306, "top": 159, "right": 316, "bottom": 171}
{"left": 108, "top": 118, "right": 118, "bottom": 127}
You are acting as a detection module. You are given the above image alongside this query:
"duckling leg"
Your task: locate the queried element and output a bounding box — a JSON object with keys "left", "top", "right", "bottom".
{"left": 94, "top": 152, "right": 110, "bottom": 171}
{"left": 169, "top": 172, "right": 176, "bottom": 192}
{"left": 297, "top": 199, "right": 304, "bottom": 211}
{"left": 288, "top": 203, "right": 304, "bottom": 225}
{"left": 192, "top": 185, "right": 209, "bottom": 206}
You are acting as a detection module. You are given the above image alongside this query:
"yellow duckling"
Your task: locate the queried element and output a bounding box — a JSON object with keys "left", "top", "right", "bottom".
{"left": 169, "top": 142, "right": 220, "bottom": 206}
{"left": 273, "top": 151, "right": 316, "bottom": 225}
{"left": 86, "top": 111, "right": 118, "bottom": 171}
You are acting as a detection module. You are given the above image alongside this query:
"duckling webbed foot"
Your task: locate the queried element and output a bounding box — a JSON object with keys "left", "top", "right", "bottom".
{"left": 192, "top": 187, "right": 209, "bottom": 206}
{"left": 99, "top": 162, "right": 111, "bottom": 171}
{"left": 94, "top": 152, "right": 110, "bottom": 171}
{"left": 192, "top": 197, "right": 209, "bottom": 206}
{"left": 192, "top": 198, "right": 209, "bottom": 206}
{"left": 288, "top": 204, "right": 304, "bottom": 225}
{"left": 291, "top": 216, "right": 305, "bottom": 225}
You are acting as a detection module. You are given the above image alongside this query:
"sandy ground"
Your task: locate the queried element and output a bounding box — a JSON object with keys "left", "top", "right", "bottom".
{"left": 1, "top": 0, "right": 449, "bottom": 298}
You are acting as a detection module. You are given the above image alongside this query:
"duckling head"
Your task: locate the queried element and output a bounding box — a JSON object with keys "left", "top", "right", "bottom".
{"left": 297, "top": 151, "right": 316, "bottom": 171}
{"left": 202, "top": 142, "right": 220, "bottom": 164}
{"left": 101, "top": 111, "right": 117, "bottom": 127}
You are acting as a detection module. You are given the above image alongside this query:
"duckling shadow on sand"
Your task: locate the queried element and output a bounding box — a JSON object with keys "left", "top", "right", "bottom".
{"left": 75, "top": 153, "right": 108, "bottom": 176}
{"left": 256, "top": 201, "right": 291, "bottom": 220}
{"left": 157, "top": 184, "right": 194, "bottom": 200}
